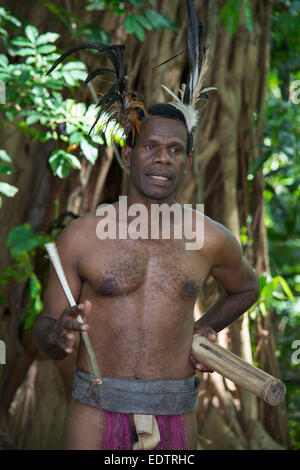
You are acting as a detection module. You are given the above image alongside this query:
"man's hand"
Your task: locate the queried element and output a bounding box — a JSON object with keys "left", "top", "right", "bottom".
{"left": 190, "top": 326, "right": 217, "bottom": 373}
{"left": 49, "top": 300, "right": 91, "bottom": 355}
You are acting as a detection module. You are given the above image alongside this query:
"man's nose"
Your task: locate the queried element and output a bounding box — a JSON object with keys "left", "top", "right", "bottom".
{"left": 153, "top": 146, "right": 172, "bottom": 165}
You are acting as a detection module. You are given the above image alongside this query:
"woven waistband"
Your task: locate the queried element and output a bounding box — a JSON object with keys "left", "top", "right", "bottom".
{"left": 72, "top": 369, "right": 201, "bottom": 415}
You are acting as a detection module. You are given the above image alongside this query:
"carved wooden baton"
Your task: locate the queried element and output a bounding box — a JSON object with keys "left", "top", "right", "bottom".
{"left": 192, "top": 334, "right": 286, "bottom": 406}
{"left": 45, "top": 242, "right": 102, "bottom": 384}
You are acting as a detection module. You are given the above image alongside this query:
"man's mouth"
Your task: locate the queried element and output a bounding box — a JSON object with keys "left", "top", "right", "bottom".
{"left": 147, "top": 173, "right": 173, "bottom": 184}
{"left": 149, "top": 175, "right": 169, "bottom": 181}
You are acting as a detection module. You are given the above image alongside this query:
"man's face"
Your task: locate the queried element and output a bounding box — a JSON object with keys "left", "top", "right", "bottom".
{"left": 122, "top": 117, "right": 192, "bottom": 201}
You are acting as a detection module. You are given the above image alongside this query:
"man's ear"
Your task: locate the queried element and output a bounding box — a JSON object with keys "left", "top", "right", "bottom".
{"left": 121, "top": 145, "right": 132, "bottom": 169}
{"left": 184, "top": 153, "right": 192, "bottom": 174}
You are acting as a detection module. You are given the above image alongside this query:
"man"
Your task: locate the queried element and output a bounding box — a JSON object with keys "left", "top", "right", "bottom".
{"left": 35, "top": 103, "right": 259, "bottom": 450}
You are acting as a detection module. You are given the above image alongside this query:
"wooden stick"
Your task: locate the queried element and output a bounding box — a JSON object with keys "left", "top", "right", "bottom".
{"left": 45, "top": 242, "right": 102, "bottom": 384}
{"left": 192, "top": 334, "right": 286, "bottom": 406}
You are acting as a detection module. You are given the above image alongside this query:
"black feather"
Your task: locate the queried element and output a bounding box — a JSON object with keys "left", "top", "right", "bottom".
{"left": 46, "top": 43, "right": 122, "bottom": 76}
{"left": 89, "top": 94, "right": 121, "bottom": 135}
{"left": 95, "top": 86, "right": 119, "bottom": 108}
{"left": 47, "top": 38, "right": 145, "bottom": 140}
{"left": 155, "top": 49, "right": 187, "bottom": 69}
{"left": 84, "top": 68, "right": 116, "bottom": 86}
{"left": 186, "top": 0, "right": 199, "bottom": 103}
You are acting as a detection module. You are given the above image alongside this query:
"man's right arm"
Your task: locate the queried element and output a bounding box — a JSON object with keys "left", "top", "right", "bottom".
{"left": 35, "top": 219, "right": 89, "bottom": 360}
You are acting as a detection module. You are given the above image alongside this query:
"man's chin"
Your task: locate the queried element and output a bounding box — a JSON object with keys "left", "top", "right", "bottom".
{"left": 142, "top": 188, "right": 175, "bottom": 202}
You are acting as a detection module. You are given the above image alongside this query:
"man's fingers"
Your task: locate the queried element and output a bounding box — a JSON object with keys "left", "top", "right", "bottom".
{"left": 190, "top": 354, "right": 214, "bottom": 373}
{"left": 64, "top": 301, "right": 91, "bottom": 322}
{"left": 208, "top": 331, "right": 217, "bottom": 342}
{"left": 194, "top": 327, "right": 217, "bottom": 342}
{"left": 196, "top": 364, "right": 214, "bottom": 373}
{"left": 66, "top": 304, "right": 85, "bottom": 318}
{"left": 78, "top": 300, "right": 92, "bottom": 321}
{"left": 67, "top": 319, "right": 89, "bottom": 332}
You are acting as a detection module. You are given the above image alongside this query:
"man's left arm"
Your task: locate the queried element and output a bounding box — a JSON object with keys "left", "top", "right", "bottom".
{"left": 191, "top": 224, "right": 260, "bottom": 371}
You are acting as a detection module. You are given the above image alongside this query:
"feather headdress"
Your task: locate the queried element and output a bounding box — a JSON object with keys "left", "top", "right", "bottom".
{"left": 160, "top": 0, "right": 216, "bottom": 133}
{"left": 46, "top": 42, "right": 148, "bottom": 141}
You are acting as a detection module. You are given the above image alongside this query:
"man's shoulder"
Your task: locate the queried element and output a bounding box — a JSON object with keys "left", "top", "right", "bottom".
{"left": 187, "top": 208, "right": 240, "bottom": 255}
{"left": 56, "top": 212, "right": 99, "bottom": 247}
{"left": 183, "top": 206, "right": 226, "bottom": 237}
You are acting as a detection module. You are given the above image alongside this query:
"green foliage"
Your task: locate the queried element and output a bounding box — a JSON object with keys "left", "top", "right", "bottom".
{"left": 0, "top": 224, "right": 51, "bottom": 328}
{"left": 6, "top": 224, "right": 51, "bottom": 258}
{"left": 126, "top": 9, "right": 177, "bottom": 41}
{"left": 24, "top": 273, "right": 43, "bottom": 330}
{"left": 85, "top": 0, "right": 177, "bottom": 41}
{"left": 0, "top": 7, "right": 125, "bottom": 182}
{"left": 218, "top": 0, "right": 253, "bottom": 35}
{"left": 254, "top": 0, "right": 300, "bottom": 448}
{"left": 0, "top": 149, "right": 18, "bottom": 207}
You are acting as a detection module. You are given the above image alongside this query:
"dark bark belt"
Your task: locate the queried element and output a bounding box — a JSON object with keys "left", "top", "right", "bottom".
{"left": 72, "top": 369, "right": 201, "bottom": 415}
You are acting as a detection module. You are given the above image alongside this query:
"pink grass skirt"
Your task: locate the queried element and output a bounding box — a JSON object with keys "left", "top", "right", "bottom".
{"left": 101, "top": 410, "right": 187, "bottom": 450}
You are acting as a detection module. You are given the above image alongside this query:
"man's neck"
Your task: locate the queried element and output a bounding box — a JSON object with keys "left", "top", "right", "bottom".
{"left": 127, "top": 186, "right": 176, "bottom": 210}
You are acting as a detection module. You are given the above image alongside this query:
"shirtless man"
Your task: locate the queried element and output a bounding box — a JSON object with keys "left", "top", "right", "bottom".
{"left": 35, "top": 105, "right": 259, "bottom": 450}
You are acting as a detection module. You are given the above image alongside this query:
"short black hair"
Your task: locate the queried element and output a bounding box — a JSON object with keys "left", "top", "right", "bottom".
{"left": 126, "top": 103, "right": 194, "bottom": 155}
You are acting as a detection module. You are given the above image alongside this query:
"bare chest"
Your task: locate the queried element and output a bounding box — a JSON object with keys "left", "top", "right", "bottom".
{"left": 78, "top": 238, "right": 211, "bottom": 301}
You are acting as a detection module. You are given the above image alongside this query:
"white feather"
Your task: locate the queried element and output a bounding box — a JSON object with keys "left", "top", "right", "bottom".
{"left": 161, "top": 84, "right": 199, "bottom": 132}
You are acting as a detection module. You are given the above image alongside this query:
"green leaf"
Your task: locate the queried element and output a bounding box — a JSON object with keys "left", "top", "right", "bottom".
{"left": 15, "top": 48, "right": 35, "bottom": 57}
{"left": 7, "top": 224, "right": 48, "bottom": 257}
{"left": 10, "top": 36, "right": 32, "bottom": 47}
{"left": 129, "top": 0, "right": 143, "bottom": 7}
{"left": 65, "top": 153, "right": 82, "bottom": 170}
{"left": 25, "top": 25, "right": 39, "bottom": 43}
{"left": 136, "top": 14, "right": 152, "bottom": 31}
{"left": 248, "top": 149, "right": 273, "bottom": 177}
{"left": 0, "top": 149, "right": 12, "bottom": 163}
{"left": 80, "top": 137, "right": 98, "bottom": 163}
{"left": 0, "top": 26, "right": 8, "bottom": 37}
{"left": 0, "top": 165, "right": 12, "bottom": 175}
{"left": 125, "top": 15, "right": 138, "bottom": 33}
{"left": 218, "top": 0, "right": 240, "bottom": 36}
{"left": 259, "top": 274, "right": 267, "bottom": 296}
{"left": 276, "top": 276, "right": 295, "bottom": 299}
{"left": 124, "top": 15, "right": 146, "bottom": 41}
{"left": 135, "top": 23, "right": 145, "bottom": 41}
{"left": 144, "top": 9, "right": 177, "bottom": 31}
{"left": 36, "top": 32, "right": 60, "bottom": 46}
{"left": 62, "top": 61, "right": 86, "bottom": 71}
{"left": 0, "top": 182, "right": 18, "bottom": 197}
{"left": 0, "top": 253, "right": 33, "bottom": 284}
{"left": 243, "top": 0, "right": 253, "bottom": 32}
{"left": 29, "top": 272, "right": 41, "bottom": 297}
{"left": 49, "top": 150, "right": 81, "bottom": 178}
{"left": 76, "top": 25, "right": 111, "bottom": 44}
{"left": 26, "top": 113, "right": 43, "bottom": 126}
{"left": 61, "top": 61, "right": 87, "bottom": 85}
{"left": 129, "top": 0, "right": 143, "bottom": 6}
{"left": 37, "top": 45, "right": 56, "bottom": 54}
{"left": 69, "top": 131, "right": 84, "bottom": 144}
{"left": 0, "top": 54, "right": 8, "bottom": 67}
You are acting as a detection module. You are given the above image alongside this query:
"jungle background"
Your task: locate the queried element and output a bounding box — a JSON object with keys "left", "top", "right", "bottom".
{"left": 0, "top": 0, "right": 299, "bottom": 450}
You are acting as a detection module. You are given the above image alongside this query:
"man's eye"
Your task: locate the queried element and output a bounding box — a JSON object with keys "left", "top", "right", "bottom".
{"left": 145, "top": 145, "right": 155, "bottom": 151}
{"left": 170, "top": 147, "right": 180, "bottom": 153}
